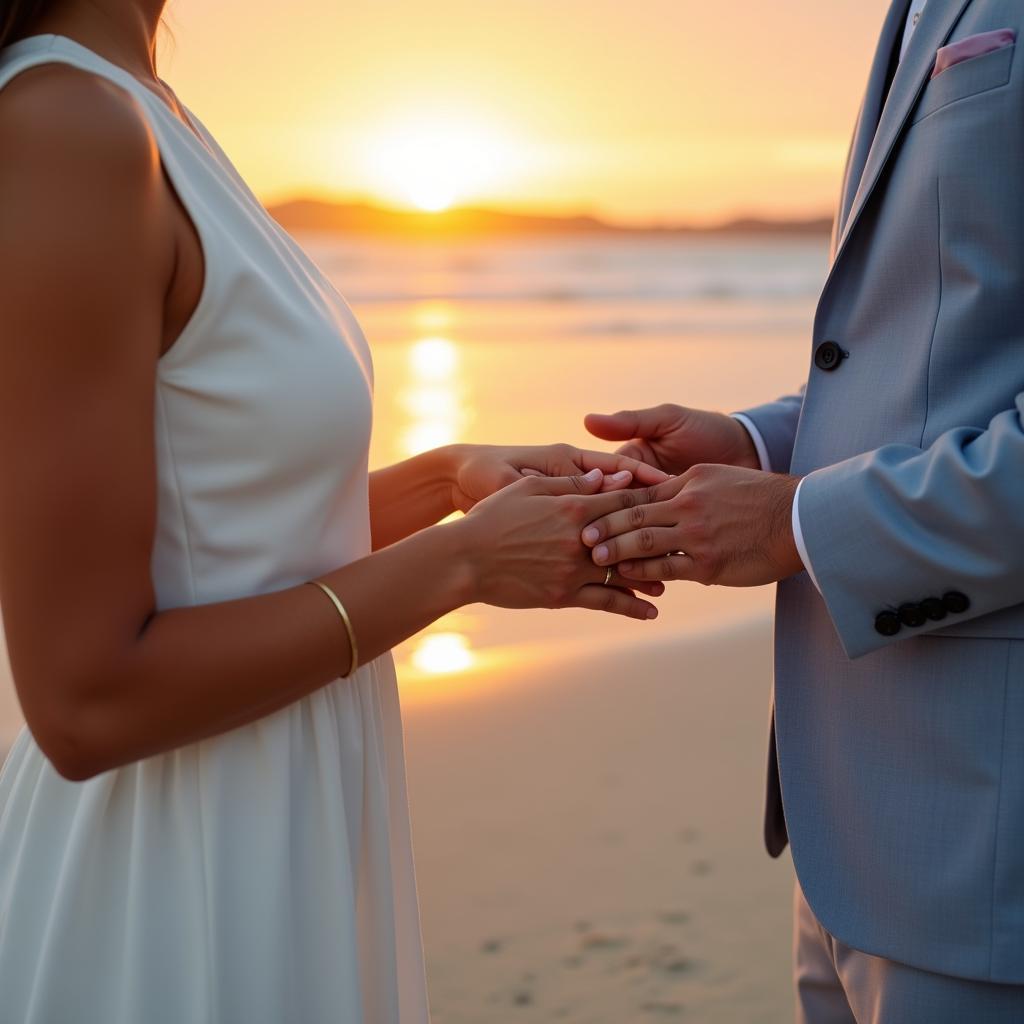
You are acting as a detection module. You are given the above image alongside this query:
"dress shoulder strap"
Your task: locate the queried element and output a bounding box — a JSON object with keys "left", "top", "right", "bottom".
{"left": 0, "top": 33, "right": 231, "bottom": 372}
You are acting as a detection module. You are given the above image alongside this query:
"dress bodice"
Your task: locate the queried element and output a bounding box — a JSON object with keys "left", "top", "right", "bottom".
{"left": 0, "top": 33, "right": 376, "bottom": 609}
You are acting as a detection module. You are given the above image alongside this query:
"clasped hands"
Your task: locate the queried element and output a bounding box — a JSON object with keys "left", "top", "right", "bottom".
{"left": 452, "top": 403, "right": 805, "bottom": 623}
{"left": 579, "top": 404, "right": 805, "bottom": 588}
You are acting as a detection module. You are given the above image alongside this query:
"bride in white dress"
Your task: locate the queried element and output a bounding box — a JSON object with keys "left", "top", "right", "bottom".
{"left": 0, "top": 2, "right": 669, "bottom": 1021}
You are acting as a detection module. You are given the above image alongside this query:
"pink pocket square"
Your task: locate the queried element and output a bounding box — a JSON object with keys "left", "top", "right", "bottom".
{"left": 932, "top": 28, "right": 1016, "bottom": 78}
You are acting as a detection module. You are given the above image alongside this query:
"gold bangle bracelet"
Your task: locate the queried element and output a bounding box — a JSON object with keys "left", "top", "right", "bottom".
{"left": 305, "top": 579, "right": 358, "bottom": 678}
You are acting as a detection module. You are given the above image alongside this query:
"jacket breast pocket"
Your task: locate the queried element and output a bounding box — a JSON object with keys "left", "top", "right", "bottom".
{"left": 910, "top": 42, "right": 1015, "bottom": 126}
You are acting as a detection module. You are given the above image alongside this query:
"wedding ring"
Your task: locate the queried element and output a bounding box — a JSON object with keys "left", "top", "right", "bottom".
{"left": 603, "top": 567, "right": 613, "bottom": 586}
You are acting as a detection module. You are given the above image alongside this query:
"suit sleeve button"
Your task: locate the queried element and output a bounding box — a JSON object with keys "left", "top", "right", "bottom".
{"left": 814, "top": 341, "right": 846, "bottom": 372}
{"left": 875, "top": 611, "right": 902, "bottom": 636}
{"left": 898, "top": 603, "right": 927, "bottom": 628}
{"left": 943, "top": 591, "right": 971, "bottom": 615}
{"left": 921, "top": 597, "right": 948, "bottom": 621}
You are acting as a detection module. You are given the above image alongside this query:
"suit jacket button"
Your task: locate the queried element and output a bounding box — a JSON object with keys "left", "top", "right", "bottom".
{"left": 921, "top": 597, "right": 948, "bottom": 621}
{"left": 814, "top": 341, "right": 845, "bottom": 372}
{"left": 943, "top": 591, "right": 971, "bottom": 615}
{"left": 898, "top": 603, "right": 927, "bottom": 628}
{"left": 875, "top": 610, "right": 902, "bottom": 636}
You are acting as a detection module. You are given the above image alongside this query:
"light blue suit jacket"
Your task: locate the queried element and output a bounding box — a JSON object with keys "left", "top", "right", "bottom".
{"left": 737, "top": 0, "right": 1024, "bottom": 984}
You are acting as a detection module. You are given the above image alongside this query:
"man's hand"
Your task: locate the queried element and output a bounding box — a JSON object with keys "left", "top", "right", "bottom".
{"left": 584, "top": 404, "right": 762, "bottom": 476}
{"left": 580, "top": 464, "right": 804, "bottom": 588}
{"left": 447, "top": 443, "right": 670, "bottom": 513}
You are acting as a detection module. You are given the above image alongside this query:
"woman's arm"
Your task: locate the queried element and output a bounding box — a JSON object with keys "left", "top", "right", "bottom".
{"left": 67, "top": 471, "right": 649, "bottom": 780}
{"left": 368, "top": 447, "right": 459, "bottom": 550}
{"left": 0, "top": 71, "right": 661, "bottom": 783}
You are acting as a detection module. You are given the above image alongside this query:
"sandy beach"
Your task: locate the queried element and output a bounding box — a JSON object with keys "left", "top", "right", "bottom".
{"left": 402, "top": 613, "right": 794, "bottom": 1023}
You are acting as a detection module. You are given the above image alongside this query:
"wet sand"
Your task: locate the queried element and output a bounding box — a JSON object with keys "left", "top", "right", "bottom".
{"left": 402, "top": 614, "right": 795, "bottom": 1023}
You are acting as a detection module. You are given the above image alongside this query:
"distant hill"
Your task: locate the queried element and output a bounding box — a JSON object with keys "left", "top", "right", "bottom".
{"left": 265, "top": 197, "right": 832, "bottom": 240}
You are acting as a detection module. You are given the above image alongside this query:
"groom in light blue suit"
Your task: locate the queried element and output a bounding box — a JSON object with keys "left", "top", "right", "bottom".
{"left": 581, "top": 1, "right": 1024, "bottom": 1019}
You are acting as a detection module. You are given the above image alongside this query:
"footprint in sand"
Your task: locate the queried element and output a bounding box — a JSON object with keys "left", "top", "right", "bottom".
{"left": 662, "top": 957, "right": 693, "bottom": 975}
{"left": 579, "top": 931, "right": 630, "bottom": 952}
{"left": 477, "top": 914, "right": 704, "bottom": 1018}
{"left": 641, "top": 1001, "right": 684, "bottom": 1015}
{"left": 658, "top": 910, "right": 690, "bottom": 926}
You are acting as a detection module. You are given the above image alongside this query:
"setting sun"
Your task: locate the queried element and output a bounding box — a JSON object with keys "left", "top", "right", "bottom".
{"left": 360, "top": 111, "right": 523, "bottom": 212}
{"left": 161, "top": 0, "right": 888, "bottom": 223}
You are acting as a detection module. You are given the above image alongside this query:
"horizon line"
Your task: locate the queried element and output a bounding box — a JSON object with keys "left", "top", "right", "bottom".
{"left": 263, "top": 193, "right": 835, "bottom": 236}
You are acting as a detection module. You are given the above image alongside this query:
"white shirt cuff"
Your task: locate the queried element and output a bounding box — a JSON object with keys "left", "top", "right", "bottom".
{"left": 730, "top": 413, "right": 772, "bottom": 473}
{"left": 792, "top": 477, "right": 822, "bottom": 592}
{"left": 731, "top": 414, "right": 819, "bottom": 589}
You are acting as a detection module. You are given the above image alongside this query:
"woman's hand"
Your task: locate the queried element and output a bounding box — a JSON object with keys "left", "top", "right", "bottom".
{"left": 445, "top": 443, "right": 671, "bottom": 513}
{"left": 451, "top": 468, "right": 665, "bottom": 620}
{"left": 580, "top": 464, "right": 804, "bottom": 588}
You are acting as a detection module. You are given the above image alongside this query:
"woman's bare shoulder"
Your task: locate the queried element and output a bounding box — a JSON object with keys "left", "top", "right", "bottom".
{"left": 0, "top": 58, "right": 172, "bottom": 316}
{"left": 0, "top": 59, "right": 160, "bottom": 187}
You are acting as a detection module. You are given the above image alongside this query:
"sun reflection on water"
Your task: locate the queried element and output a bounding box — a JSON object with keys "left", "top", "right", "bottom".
{"left": 400, "top": 335, "right": 472, "bottom": 457}
{"left": 409, "top": 337, "right": 458, "bottom": 379}
{"left": 394, "top": 322, "right": 483, "bottom": 688}
{"left": 410, "top": 632, "right": 476, "bottom": 675}
{"left": 412, "top": 301, "right": 455, "bottom": 334}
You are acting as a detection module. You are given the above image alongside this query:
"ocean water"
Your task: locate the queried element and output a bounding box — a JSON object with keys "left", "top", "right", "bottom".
{"left": 0, "top": 231, "right": 830, "bottom": 729}
{"left": 301, "top": 232, "right": 828, "bottom": 310}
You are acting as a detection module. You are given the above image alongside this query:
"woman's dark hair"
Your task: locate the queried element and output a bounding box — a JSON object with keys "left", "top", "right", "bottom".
{"left": 0, "top": 1, "right": 51, "bottom": 52}
{"left": 1, "top": 3, "right": 174, "bottom": 58}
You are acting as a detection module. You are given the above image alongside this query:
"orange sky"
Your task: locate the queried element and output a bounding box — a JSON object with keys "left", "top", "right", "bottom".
{"left": 158, "top": 0, "right": 891, "bottom": 224}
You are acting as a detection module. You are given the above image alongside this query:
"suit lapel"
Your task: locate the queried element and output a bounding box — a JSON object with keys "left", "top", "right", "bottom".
{"left": 831, "top": 0, "right": 972, "bottom": 268}
{"left": 835, "top": 0, "right": 913, "bottom": 250}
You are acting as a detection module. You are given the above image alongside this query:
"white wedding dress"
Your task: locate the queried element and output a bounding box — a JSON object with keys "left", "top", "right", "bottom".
{"left": 0, "top": 33, "right": 430, "bottom": 1024}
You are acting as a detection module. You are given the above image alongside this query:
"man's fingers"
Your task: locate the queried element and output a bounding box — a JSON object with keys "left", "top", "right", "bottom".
{"left": 616, "top": 439, "right": 658, "bottom": 467}
{"left": 571, "top": 584, "right": 659, "bottom": 621}
{"left": 584, "top": 411, "right": 639, "bottom": 441}
{"left": 571, "top": 484, "right": 659, "bottom": 521}
{"left": 589, "top": 527, "right": 683, "bottom": 566}
{"left": 584, "top": 406, "right": 678, "bottom": 443}
{"left": 616, "top": 555, "right": 698, "bottom": 583}
{"left": 581, "top": 501, "right": 678, "bottom": 548}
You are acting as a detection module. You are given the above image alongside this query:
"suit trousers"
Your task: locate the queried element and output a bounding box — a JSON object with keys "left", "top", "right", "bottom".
{"left": 794, "top": 881, "right": 1024, "bottom": 1024}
